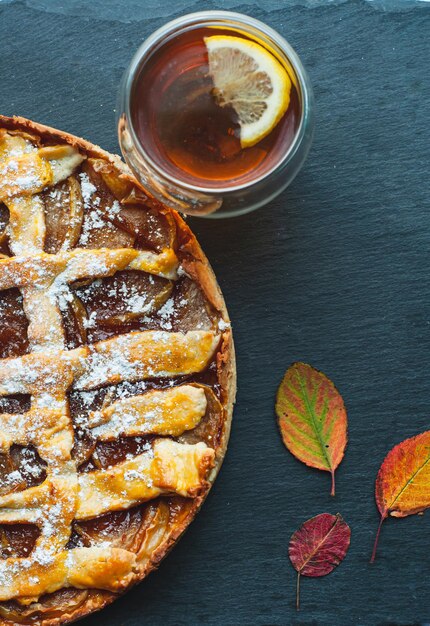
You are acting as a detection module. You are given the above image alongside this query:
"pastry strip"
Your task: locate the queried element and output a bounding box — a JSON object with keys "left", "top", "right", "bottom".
{"left": 0, "top": 248, "right": 177, "bottom": 291}
{"left": 89, "top": 384, "right": 207, "bottom": 438}
{"left": 75, "top": 330, "right": 219, "bottom": 389}
{"left": 77, "top": 440, "right": 214, "bottom": 519}
{"left": 0, "top": 547, "right": 137, "bottom": 601}
{"left": 0, "top": 441, "right": 214, "bottom": 522}
{"left": 0, "top": 386, "right": 207, "bottom": 454}
{"left": 0, "top": 147, "right": 84, "bottom": 202}
{"left": 0, "top": 331, "right": 219, "bottom": 395}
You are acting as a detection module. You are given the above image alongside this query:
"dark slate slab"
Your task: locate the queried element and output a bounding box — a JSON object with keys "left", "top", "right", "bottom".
{"left": 1, "top": 0, "right": 430, "bottom": 624}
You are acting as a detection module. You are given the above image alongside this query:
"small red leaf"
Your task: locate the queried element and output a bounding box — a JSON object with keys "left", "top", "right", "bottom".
{"left": 288, "top": 513, "right": 351, "bottom": 610}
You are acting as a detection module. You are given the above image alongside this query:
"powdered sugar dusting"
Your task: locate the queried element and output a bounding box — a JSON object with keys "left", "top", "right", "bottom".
{"left": 0, "top": 126, "right": 223, "bottom": 602}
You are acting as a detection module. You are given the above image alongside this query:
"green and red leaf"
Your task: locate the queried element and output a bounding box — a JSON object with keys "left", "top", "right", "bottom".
{"left": 289, "top": 513, "right": 351, "bottom": 610}
{"left": 275, "top": 363, "right": 347, "bottom": 495}
{"left": 371, "top": 430, "right": 430, "bottom": 562}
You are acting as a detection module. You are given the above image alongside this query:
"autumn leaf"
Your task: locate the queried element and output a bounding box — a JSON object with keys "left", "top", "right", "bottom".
{"left": 288, "top": 513, "right": 351, "bottom": 610}
{"left": 275, "top": 363, "right": 347, "bottom": 495}
{"left": 371, "top": 430, "right": 430, "bottom": 562}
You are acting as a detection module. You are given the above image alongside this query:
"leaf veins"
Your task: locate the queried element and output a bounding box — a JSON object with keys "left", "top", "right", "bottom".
{"left": 371, "top": 430, "right": 430, "bottom": 562}
{"left": 275, "top": 363, "right": 348, "bottom": 495}
{"left": 288, "top": 512, "right": 351, "bottom": 610}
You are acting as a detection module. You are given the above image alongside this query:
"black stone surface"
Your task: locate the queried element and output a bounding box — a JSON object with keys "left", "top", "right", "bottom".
{"left": 1, "top": 1, "right": 430, "bottom": 624}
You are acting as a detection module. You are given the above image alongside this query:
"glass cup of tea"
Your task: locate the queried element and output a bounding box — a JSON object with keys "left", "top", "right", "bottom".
{"left": 118, "top": 10, "right": 314, "bottom": 218}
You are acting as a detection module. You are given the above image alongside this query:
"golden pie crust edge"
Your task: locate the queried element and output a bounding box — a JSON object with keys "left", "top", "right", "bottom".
{"left": 0, "top": 114, "right": 236, "bottom": 626}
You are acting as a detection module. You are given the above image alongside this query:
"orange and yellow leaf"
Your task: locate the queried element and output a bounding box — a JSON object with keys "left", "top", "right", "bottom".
{"left": 371, "top": 430, "right": 430, "bottom": 562}
{"left": 275, "top": 363, "right": 347, "bottom": 496}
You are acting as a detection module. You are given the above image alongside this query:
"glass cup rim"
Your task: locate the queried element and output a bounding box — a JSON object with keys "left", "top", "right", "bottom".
{"left": 121, "top": 9, "right": 313, "bottom": 195}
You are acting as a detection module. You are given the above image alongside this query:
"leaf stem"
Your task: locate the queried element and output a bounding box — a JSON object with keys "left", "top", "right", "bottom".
{"left": 296, "top": 572, "right": 301, "bottom": 611}
{"left": 330, "top": 470, "right": 336, "bottom": 497}
{"left": 370, "top": 514, "right": 385, "bottom": 563}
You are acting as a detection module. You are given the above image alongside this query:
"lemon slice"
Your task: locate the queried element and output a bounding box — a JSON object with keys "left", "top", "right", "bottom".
{"left": 204, "top": 35, "right": 292, "bottom": 148}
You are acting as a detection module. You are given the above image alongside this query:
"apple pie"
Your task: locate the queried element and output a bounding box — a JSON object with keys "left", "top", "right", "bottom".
{"left": 0, "top": 115, "right": 235, "bottom": 625}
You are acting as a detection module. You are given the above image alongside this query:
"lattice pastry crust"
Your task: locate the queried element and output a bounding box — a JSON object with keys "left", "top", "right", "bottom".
{"left": 0, "top": 116, "right": 235, "bottom": 625}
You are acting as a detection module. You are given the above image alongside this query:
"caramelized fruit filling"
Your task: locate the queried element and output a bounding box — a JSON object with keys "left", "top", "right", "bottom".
{"left": 0, "top": 395, "right": 31, "bottom": 415}
{"left": 0, "top": 289, "right": 29, "bottom": 358}
{"left": 77, "top": 160, "right": 175, "bottom": 252}
{"left": 0, "top": 524, "right": 40, "bottom": 558}
{"left": 60, "top": 272, "right": 216, "bottom": 347}
{"left": 0, "top": 204, "right": 10, "bottom": 257}
{"left": 0, "top": 446, "right": 47, "bottom": 497}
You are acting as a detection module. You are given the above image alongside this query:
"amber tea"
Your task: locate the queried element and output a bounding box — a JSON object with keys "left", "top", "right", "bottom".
{"left": 130, "top": 26, "right": 301, "bottom": 190}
